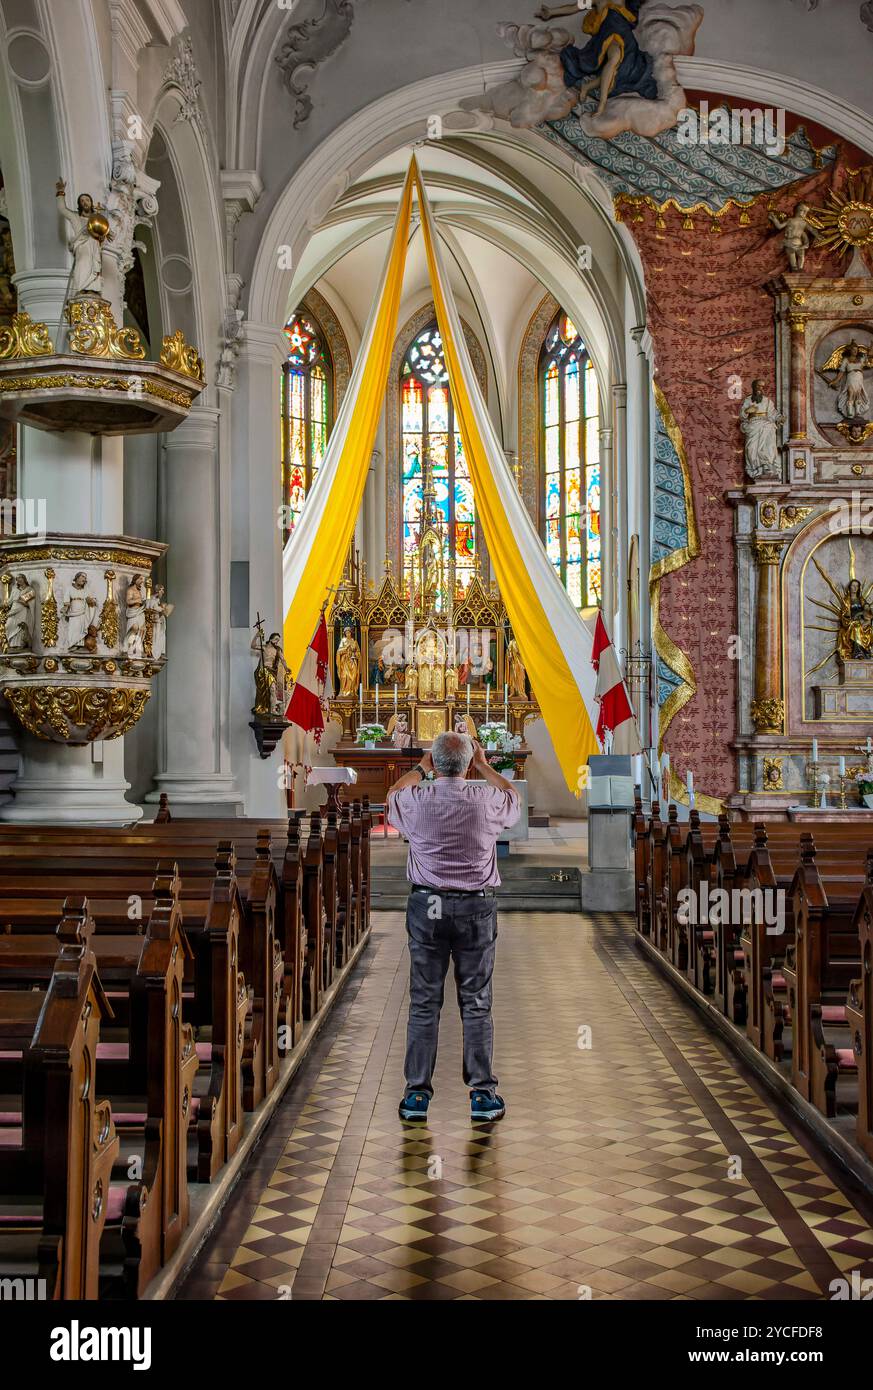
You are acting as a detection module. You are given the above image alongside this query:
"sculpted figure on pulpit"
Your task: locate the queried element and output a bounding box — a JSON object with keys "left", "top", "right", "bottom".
{"left": 740, "top": 380, "right": 784, "bottom": 482}
{"left": 55, "top": 180, "right": 110, "bottom": 298}
{"left": 5, "top": 574, "right": 35, "bottom": 651}
{"left": 124, "top": 574, "right": 148, "bottom": 657}
{"left": 62, "top": 572, "right": 98, "bottom": 652}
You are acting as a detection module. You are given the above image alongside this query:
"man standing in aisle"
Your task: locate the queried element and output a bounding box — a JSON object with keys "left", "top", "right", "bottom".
{"left": 387, "top": 731, "right": 520, "bottom": 1123}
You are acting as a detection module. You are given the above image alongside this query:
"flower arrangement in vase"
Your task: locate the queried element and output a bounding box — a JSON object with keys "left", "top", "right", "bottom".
{"left": 356, "top": 723, "right": 386, "bottom": 749}
{"left": 477, "top": 721, "right": 522, "bottom": 776}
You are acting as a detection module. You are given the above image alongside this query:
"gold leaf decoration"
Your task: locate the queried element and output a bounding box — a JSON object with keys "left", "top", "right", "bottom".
{"left": 0, "top": 312, "right": 53, "bottom": 359}
{"left": 66, "top": 298, "right": 146, "bottom": 361}
{"left": 160, "top": 329, "right": 205, "bottom": 382}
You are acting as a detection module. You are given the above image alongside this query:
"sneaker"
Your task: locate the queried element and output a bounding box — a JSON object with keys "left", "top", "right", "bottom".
{"left": 398, "top": 1091, "right": 430, "bottom": 1121}
{"left": 470, "top": 1090, "right": 505, "bottom": 1122}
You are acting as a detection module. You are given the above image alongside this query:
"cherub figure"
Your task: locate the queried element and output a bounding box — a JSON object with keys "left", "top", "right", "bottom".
{"left": 769, "top": 201, "right": 818, "bottom": 271}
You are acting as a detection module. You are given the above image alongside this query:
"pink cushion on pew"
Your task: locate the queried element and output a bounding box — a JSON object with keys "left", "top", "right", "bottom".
{"left": 821, "top": 1005, "right": 846, "bottom": 1024}
{"left": 836, "top": 1049, "right": 856, "bottom": 1070}
{"left": 0, "top": 1050, "right": 22, "bottom": 1060}
{"left": 112, "top": 1113, "right": 147, "bottom": 1126}
{"left": 96, "top": 1042, "right": 129, "bottom": 1061}
{"left": 771, "top": 973, "right": 786, "bottom": 990}
{"left": 0, "top": 1208, "right": 40, "bottom": 1225}
{"left": 105, "top": 1185, "right": 128, "bottom": 1224}
{"left": 0, "top": 1111, "right": 20, "bottom": 1124}
{"left": 0, "top": 1127, "right": 22, "bottom": 1148}
{"left": 195, "top": 1042, "right": 212, "bottom": 1062}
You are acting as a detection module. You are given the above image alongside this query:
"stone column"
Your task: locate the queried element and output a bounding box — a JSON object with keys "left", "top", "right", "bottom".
{"left": 232, "top": 322, "right": 286, "bottom": 818}
{"left": 145, "top": 406, "right": 240, "bottom": 815}
{"left": 598, "top": 423, "right": 615, "bottom": 620}
{"left": 1, "top": 270, "right": 139, "bottom": 823}
{"left": 750, "top": 540, "right": 785, "bottom": 735}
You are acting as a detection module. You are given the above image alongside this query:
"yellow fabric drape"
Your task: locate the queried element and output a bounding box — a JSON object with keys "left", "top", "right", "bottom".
{"left": 412, "top": 160, "right": 599, "bottom": 791}
{"left": 282, "top": 164, "right": 415, "bottom": 678}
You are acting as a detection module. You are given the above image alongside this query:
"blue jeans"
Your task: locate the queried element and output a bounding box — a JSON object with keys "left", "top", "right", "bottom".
{"left": 404, "top": 888, "right": 499, "bottom": 1099}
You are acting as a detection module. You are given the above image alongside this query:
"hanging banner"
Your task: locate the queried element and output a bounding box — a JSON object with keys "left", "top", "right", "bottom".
{"left": 282, "top": 163, "right": 415, "bottom": 677}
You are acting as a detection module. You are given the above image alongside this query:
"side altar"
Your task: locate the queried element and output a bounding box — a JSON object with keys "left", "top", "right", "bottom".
{"left": 727, "top": 189, "right": 873, "bottom": 815}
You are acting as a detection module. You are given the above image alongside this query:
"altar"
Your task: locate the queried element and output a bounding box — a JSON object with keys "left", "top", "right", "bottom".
{"left": 331, "top": 740, "right": 533, "bottom": 812}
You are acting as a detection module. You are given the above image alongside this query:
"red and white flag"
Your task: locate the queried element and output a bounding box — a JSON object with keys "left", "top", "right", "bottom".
{"left": 591, "top": 611, "right": 643, "bottom": 755}
{"left": 285, "top": 613, "right": 332, "bottom": 749}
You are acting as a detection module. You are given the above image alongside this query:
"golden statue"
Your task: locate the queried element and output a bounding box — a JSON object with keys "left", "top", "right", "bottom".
{"left": 416, "top": 627, "right": 445, "bottom": 702}
{"left": 420, "top": 529, "right": 442, "bottom": 601}
{"left": 506, "top": 637, "right": 526, "bottom": 698}
{"left": 336, "top": 625, "right": 361, "bottom": 697}
{"left": 446, "top": 665, "right": 459, "bottom": 700}
{"left": 807, "top": 542, "right": 873, "bottom": 673}
{"left": 404, "top": 664, "right": 419, "bottom": 701}
{"left": 251, "top": 621, "right": 290, "bottom": 717}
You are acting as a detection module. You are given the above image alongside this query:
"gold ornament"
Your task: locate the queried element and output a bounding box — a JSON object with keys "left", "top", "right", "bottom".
{"left": 812, "top": 169, "right": 873, "bottom": 259}
{"left": 762, "top": 757, "right": 784, "bottom": 790}
{"left": 778, "top": 506, "right": 813, "bottom": 530}
{"left": 41, "top": 568, "right": 59, "bottom": 647}
{"left": 750, "top": 697, "right": 784, "bottom": 732}
{"left": 3, "top": 684, "right": 150, "bottom": 743}
{"left": 98, "top": 570, "right": 119, "bottom": 649}
{"left": 66, "top": 298, "right": 146, "bottom": 361}
{"left": 753, "top": 541, "right": 785, "bottom": 566}
{"left": 0, "top": 312, "right": 53, "bottom": 359}
{"left": 160, "top": 330, "right": 205, "bottom": 382}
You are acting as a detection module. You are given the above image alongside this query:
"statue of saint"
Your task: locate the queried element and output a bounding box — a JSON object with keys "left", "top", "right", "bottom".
{"left": 506, "top": 637, "right": 527, "bottom": 698}
{"left": 251, "top": 627, "right": 290, "bottom": 716}
{"left": 740, "top": 380, "right": 783, "bottom": 482}
{"left": 421, "top": 531, "right": 441, "bottom": 599}
{"left": 838, "top": 579, "right": 873, "bottom": 660}
{"left": 124, "top": 574, "right": 148, "bottom": 657}
{"left": 404, "top": 664, "right": 419, "bottom": 701}
{"left": 819, "top": 339, "right": 872, "bottom": 422}
{"left": 445, "top": 665, "right": 459, "bottom": 700}
{"left": 145, "top": 584, "right": 173, "bottom": 660}
{"left": 62, "top": 572, "right": 98, "bottom": 651}
{"left": 5, "top": 574, "right": 35, "bottom": 651}
{"left": 336, "top": 626, "right": 361, "bottom": 697}
{"left": 416, "top": 628, "right": 445, "bottom": 702}
{"left": 55, "top": 181, "right": 110, "bottom": 298}
{"left": 536, "top": 0, "right": 657, "bottom": 117}
{"left": 769, "top": 201, "right": 818, "bottom": 272}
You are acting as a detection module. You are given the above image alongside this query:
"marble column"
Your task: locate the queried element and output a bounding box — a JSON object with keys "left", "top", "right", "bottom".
{"left": 750, "top": 540, "right": 785, "bottom": 735}
{"left": 145, "top": 406, "right": 240, "bottom": 815}
{"left": 1, "top": 270, "right": 139, "bottom": 823}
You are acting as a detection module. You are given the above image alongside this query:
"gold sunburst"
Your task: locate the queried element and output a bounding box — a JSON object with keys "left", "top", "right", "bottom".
{"left": 812, "top": 168, "right": 873, "bottom": 258}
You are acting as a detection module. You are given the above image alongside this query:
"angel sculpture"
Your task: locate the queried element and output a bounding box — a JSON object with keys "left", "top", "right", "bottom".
{"left": 769, "top": 201, "right": 818, "bottom": 272}
{"left": 386, "top": 711, "right": 412, "bottom": 749}
{"left": 818, "top": 339, "right": 872, "bottom": 422}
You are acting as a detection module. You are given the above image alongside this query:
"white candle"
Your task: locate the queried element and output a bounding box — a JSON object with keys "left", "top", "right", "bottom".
{"left": 394, "top": 682, "right": 398, "bottom": 713}
{"left": 375, "top": 684, "right": 379, "bottom": 719}
{"left": 812, "top": 738, "right": 818, "bottom": 763}
{"left": 467, "top": 682, "right": 471, "bottom": 712}
{"left": 839, "top": 755, "right": 846, "bottom": 776}
{"left": 485, "top": 683, "right": 490, "bottom": 721}
{"left": 867, "top": 737, "right": 871, "bottom": 757}
{"left": 359, "top": 682, "right": 363, "bottom": 722}
{"left": 686, "top": 769, "right": 694, "bottom": 808}
{"left": 504, "top": 683, "right": 508, "bottom": 726}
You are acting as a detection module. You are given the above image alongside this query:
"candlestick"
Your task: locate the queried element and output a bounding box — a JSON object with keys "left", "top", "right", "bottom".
{"left": 838, "top": 773, "right": 848, "bottom": 811}
{"left": 807, "top": 758, "right": 819, "bottom": 809}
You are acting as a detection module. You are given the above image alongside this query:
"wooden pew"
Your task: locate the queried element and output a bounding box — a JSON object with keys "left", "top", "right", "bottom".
{"left": 0, "top": 846, "right": 248, "bottom": 1183}
{"left": 0, "top": 905, "right": 119, "bottom": 1299}
{"left": 785, "top": 849, "right": 869, "bottom": 1111}
{"left": 0, "top": 875, "right": 197, "bottom": 1290}
{"left": 846, "top": 877, "right": 873, "bottom": 1160}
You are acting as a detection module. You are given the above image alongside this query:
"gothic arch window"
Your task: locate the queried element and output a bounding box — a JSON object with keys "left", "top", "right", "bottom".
{"left": 400, "top": 322, "right": 476, "bottom": 603}
{"left": 281, "top": 312, "right": 333, "bottom": 543}
{"left": 539, "top": 311, "right": 601, "bottom": 609}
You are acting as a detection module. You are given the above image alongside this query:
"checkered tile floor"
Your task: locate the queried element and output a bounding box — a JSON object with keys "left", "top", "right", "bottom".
{"left": 178, "top": 912, "right": 873, "bottom": 1301}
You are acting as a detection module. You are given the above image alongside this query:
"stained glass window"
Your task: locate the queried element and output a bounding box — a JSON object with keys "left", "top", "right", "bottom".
{"left": 540, "top": 312, "right": 600, "bottom": 608}
{"left": 281, "top": 313, "right": 332, "bottom": 543}
{"left": 401, "top": 323, "right": 476, "bottom": 603}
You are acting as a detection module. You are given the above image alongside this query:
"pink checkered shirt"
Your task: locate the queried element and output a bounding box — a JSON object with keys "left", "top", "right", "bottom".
{"left": 387, "top": 777, "right": 521, "bottom": 890}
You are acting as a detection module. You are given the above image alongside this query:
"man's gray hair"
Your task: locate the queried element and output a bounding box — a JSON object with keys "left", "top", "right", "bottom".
{"left": 431, "top": 730, "right": 473, "bottom": 777}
